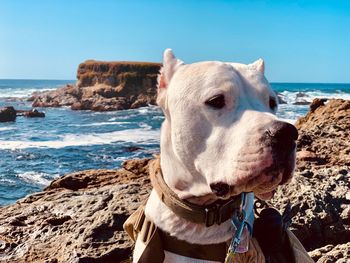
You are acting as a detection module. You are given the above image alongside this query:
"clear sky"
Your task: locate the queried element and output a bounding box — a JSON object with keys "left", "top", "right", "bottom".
{"left": 0, "top": 0, "right": 349, "bottom": 82}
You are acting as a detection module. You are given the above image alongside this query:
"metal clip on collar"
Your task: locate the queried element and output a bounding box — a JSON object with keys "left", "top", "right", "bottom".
{"left": 224, "top": 193, "right": 249, "bottom": 263}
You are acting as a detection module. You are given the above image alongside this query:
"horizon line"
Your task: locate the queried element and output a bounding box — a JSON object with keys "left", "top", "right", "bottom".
{"left": 0, "top": 78, "right": 349, "bottom": 85}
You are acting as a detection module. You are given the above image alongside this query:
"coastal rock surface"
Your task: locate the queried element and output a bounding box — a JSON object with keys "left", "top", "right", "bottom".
{"left": 0, "top": 159, "right": 152, "bottom": 263}
{"left": 31, "top": 61, "right": 161, "bottom": 111}
{"left": 0, "top": 99, "right": 349, "bottom": 262}
{"left": 271, "top": 99, "right": 350, "bottom": 261}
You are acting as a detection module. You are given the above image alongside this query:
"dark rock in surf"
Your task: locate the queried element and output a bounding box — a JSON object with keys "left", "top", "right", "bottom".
{"left": 274, "top": 91, "right": 287, "bottom": 104}
{"left": 0, "top": 106, "right": 17, "bottom": 122}
{"left": 293, "top": 100, "right": 310, "bottom": 105}
{"left": 296, "top": 92, "right": 308, "bottom": 98}
{"left": 23, "top": 109, "right": 45, "bottom": 118}
{"left": 15, "top": 109, "right": 46, "bottom": 118}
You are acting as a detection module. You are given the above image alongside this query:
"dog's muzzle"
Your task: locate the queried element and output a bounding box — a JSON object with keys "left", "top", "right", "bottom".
{"left": 266, "top": 121, "right": 298, "bottom": 153}
{"left": 265, "top": 121, "right": 298, "bottom": 184}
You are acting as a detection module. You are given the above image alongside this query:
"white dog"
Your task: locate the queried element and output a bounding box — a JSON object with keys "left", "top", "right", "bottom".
{"left": 133, "top": 49, "right": 298, "bottom": 262}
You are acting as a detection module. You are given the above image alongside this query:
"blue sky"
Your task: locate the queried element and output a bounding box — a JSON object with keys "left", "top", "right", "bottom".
{"left": 0, "top": 0, "right": 349, "bottom": 82}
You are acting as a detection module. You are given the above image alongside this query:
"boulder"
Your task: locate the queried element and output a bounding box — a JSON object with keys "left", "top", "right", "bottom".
{"left": 16, "top": 109, "right": 46, "bottom": 118}
{"left": 275, "top": 91, "right": 287, "bottom": 104}
{"left": 0, "top": 106, "right": 16, "bottom": 122}
{"left": 295, "top": 99, "right": 350, "bottom": 167}
{"left": 293, "top": 99, "right": 310, "bottom": 105}
{"left": 23, "top": 109, "right": 45, "bottom": 118}
{"left": 296, "top": 92, "right": 308, "bottom": 98}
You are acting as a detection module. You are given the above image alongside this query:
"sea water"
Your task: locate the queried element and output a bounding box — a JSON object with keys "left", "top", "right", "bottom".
{"left": 0, "top": 79, "right": 349, "bottom": 205}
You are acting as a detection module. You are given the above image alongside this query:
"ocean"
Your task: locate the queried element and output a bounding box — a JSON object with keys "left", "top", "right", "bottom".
{"left": 0, "top": 79, "right": 350, "bottom": 206}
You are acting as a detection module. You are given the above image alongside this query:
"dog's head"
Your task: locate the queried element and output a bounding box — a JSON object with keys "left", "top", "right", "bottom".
{"left": 157, "top": 49, "right": 298, "bottom": 202}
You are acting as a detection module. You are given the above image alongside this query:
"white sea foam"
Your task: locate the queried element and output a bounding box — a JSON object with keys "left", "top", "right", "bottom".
{"left": 0, "top": 178, "right": 16, "bottom": 185}
{"left": 17, "top": 171, "right": 57, "bottom": 186}
{"left": 0, "top": 88, "right": 57, "bottom": 98}
{"left": 279, "top": 90, "right": 350, "bottom": 104}
{"left": 138, "top": 122, "right": 152, "bottom": 130}
{"left": 69, "top": 121, "right": 132, "bottom": 127}
{"left": 136, "top": 105, "right": 161, "bottom": 114}
{"left": 0, "top": 127, "right": 15, "bottom": 132}
{"left": 0, "top": 128, "right": 160, "bottom": 150}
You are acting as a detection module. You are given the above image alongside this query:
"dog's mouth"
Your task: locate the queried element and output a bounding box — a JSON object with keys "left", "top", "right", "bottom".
{"left": 253, "top": 159, "right": 295, "bottom": 200}
{"left": 209, "top": 149, "right": 296, "bottom": 201}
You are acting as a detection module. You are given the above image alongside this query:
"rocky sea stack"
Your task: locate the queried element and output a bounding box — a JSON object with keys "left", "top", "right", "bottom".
{"left": 31, "top": 61, "right": 161, "bottom": 111}
{"left": 0, "top": 99, "right": 349, "bottom": 262}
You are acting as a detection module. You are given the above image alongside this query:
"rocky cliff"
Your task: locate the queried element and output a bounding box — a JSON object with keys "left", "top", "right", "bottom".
{"left": 0, "top": 99, "right": 349, "bottom": 262}
{"left": 31, "top": 61, "right": 161, "bottom": 111}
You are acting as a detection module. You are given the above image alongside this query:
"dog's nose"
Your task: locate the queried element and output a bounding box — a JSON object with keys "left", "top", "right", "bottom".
{"left": 267, "top": 121, "right": 298, "bottom": 152}
{"left": 210, "top": 182, "right": 230, "bottom": 197}
{"left": 271, "top": 121, "right": 298, "bottom": 141}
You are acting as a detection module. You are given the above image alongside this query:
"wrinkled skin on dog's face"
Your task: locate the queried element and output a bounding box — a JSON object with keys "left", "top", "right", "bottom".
{"left": 158, "top": 49, "right": 298, "bottom": 203}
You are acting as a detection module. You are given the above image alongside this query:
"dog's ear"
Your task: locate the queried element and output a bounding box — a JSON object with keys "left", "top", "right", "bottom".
{"left": 157, "top": 49, "right": 184, "bottom": 108}
{"left": 250, "top": 58, "right": 265, "bottom": 74}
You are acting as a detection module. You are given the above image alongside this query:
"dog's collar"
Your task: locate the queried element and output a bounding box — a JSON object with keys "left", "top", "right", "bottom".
{"left": 149, "top": 158, "right": 241, "bottom": 227}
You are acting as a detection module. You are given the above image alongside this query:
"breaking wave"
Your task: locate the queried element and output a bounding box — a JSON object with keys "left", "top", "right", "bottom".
{"left": 17, "top": 171, "right": 58, "bottom": 186}
{"left": 0, "top": 128, "right": 160, "bottom": 150}
{"left": 277, "top": 90, "right": 350, "bottom": 105}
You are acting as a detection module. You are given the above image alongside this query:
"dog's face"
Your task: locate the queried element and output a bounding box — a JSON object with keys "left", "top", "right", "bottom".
{"left": 158, "top": 49, "right": 297, "bottom": 201}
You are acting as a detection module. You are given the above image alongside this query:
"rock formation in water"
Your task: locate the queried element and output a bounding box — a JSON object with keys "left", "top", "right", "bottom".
{"left": 0, "top": 106, "right": 16, "bottom": 122}
{"left": 31, "top": 61, "right": 161, "bottom": 111}
{"left": 0, "top": 99, "right": 349, "bottom": 262}
{"left": 0, "top": 107, "right": 45, "bottom": 122}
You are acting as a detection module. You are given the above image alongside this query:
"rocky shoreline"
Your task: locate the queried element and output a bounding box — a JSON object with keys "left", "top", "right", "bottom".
{"left": 30, "top": 61, "right": 161, "bottom": 111}
{"left": 0, "top": 99, "right": 349, "bottom": 262}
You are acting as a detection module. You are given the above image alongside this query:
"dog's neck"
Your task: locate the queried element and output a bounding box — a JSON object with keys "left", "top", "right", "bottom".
{"left": 144, "top": 190, "right": 234, "bottom": 244}
{"left": 145, "top": 128, "right": 234, "bottom": 243}
{"left": 157, "top": 121, "right": 215, "bottom": 201}
{"left": 144, "top": 122, "right": 234, "bottom": 243}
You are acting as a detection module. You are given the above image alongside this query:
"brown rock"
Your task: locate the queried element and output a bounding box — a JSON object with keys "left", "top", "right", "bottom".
{"left": 270, "top": 99, "right": 350, "bottom": 261}
{"left": 309, "top": 243, "right": 350, "bottom": 262}
{"left": 0, "top": 158, "right": 152, "bottom": 263}
{"left": 295, "top": 99, "right": 350, "bottom": 167}
{"left": 0, "top": 106, "right": 16, "bottom": 122}
{"left": 31, "top": 61, "right": 161, "bottom": 111}
{"left": 310, "top": 98, "right": 327, "bottom": 112}
{"left": 297, "top": 150, "right": 325, "bottom": 164}
{"left": 16, "top": 109, "right": 45, "bottom": 118}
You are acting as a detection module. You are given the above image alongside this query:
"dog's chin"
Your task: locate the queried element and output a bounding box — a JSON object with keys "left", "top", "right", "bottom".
{"left": 255, "top": 190, "right": 276, "bottom": 200}
{"left": 222, "top": 155, "right": 295, "bottom": 201}
{"left": 190, "top": 154, "right": 296, "bottom": 204}
{"left": 253, "top": 158, "right": 295, "bottom": 200}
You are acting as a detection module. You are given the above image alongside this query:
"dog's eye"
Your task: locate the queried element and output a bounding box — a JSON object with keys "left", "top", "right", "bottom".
{"left": 205, "top": 94, "right": 225, "bottom": 109}
{"left": 269, "top": 97, "right": 277, "bottom": 110}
